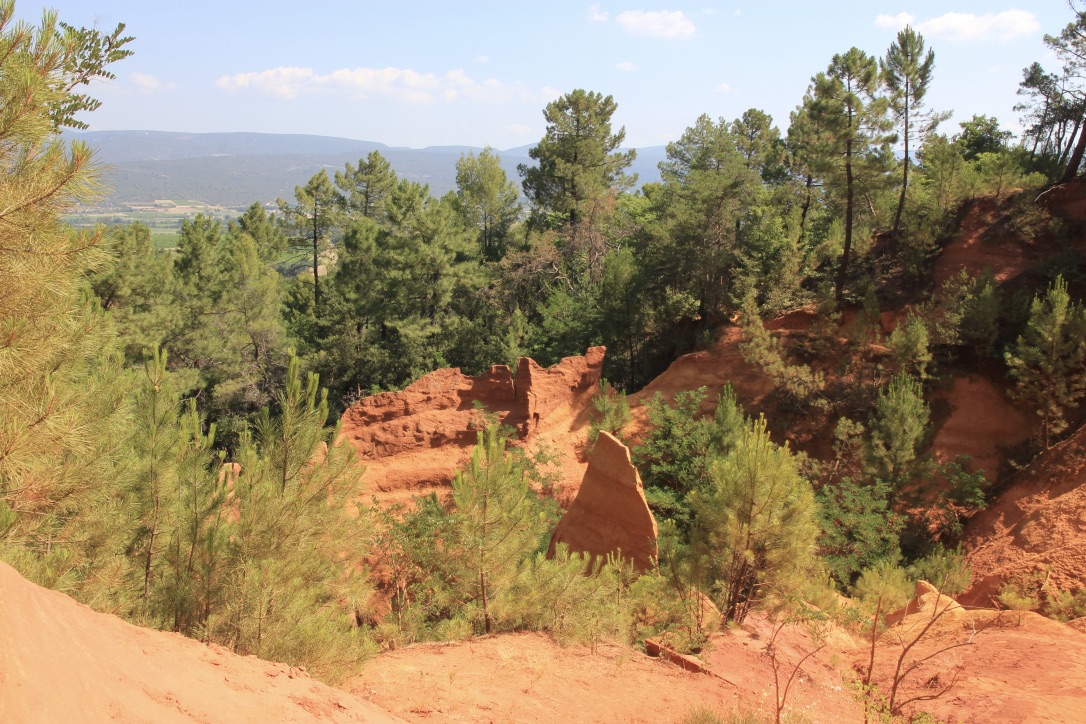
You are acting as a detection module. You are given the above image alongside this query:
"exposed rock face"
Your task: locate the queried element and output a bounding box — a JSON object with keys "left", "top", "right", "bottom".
{"left": 547, "top": 431, "right": 658, "bottom": 571}
{"left": 340, "top": 348, "right": 605, "bottom": 505}
{"left": 929, "top": 374, "right": 1030, "bottom": 484}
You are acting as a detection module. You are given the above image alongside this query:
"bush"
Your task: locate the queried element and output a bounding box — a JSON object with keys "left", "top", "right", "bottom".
{"left": 588, "top": 380, "right": 632, "bottom": 447}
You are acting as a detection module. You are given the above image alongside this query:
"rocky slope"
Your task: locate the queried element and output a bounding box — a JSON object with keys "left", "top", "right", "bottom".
{"left": 961, "top": 423, "right": 1086, "bottom": 607}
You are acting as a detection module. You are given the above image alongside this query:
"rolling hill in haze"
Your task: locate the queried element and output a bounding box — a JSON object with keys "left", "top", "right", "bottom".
{"left": 69, "top": 130, "right": 667, "bottom": 208}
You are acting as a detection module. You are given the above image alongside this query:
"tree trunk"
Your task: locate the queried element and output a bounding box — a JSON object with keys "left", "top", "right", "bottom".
{"left": 1062, "top": 116, "right": 1086, "bottom": 181}
{"left": 836, "top": 146, "right": 855, "bottom": 304}
{"left": 892, "top": 94, "right": 910, "bottom": 235}
{"left": 311, "top": 209, "right": 321, "bottom": 310}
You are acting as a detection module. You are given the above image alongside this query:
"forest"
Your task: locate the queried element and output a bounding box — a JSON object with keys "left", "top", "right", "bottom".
{"left": 5, "top": 1, "right": 1086, "bottom": 717}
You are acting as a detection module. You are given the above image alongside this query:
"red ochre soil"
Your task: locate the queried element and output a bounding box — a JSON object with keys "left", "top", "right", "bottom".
{"left": 349, "top": 589, "right": 1086, "bottom": 724}
{"left": 961, "top": 423, "right": 1086, "bottom": 607}
{"left": 0, "top": 561, "right": 401, "bottom": 723}
{"left": 340, "top": 348, "right": 604, "bottom": 508}
{"left": 348, "top": 621, "right": 864, "bottom": 724}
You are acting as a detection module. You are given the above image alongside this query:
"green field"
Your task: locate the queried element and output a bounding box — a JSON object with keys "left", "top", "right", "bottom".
{"left": 65, "top": 200, "right": 251, "bottom": 250}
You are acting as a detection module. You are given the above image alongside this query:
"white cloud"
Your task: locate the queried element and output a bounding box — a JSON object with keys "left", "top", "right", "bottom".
{"left": 615, "top": 10, "right": 696, "bottom": 39}
{"left": 615, "top": 60, "right": 640, "bottom": 71}
{"left": 505, "top": 123, "right": 533, "bottom": 136}
{"left": 217, "top": 66, "right": 553, "bottom": 105}
{"left": 130, "top": 72, "right": 176, "bottom": 94}
{"left": 875, "top": 12, "right": 914, "bottom": 29}
{"left": 915, "top": 10, "right": 1039, "bottom": 42}
{"left": 734, "top": 9, "right": 741, "bottom": 16}
{"left": 475, "top": 54, "right": 490, "bottom": 63}
{"left": 588, "top": 4, "right": 609, "bottom": 22}
{"left": 718, "top": 82, "right": 731, "bottom": 93}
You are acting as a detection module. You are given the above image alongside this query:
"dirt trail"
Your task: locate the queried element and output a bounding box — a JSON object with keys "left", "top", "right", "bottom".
{"left": 0, "top": 561, "right": 400, "bottom": 723}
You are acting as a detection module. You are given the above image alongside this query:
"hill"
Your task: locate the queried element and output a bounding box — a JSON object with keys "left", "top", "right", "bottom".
{"left": 69, "top": 130, "right": 667, "bottom": 208}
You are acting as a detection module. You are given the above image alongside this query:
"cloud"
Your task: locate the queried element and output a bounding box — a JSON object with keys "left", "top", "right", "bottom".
{"left": 615, "top": 10, "right": 696, "bottom": 39}
{"left": 717, "top": 82, "right": 731, "bottom": 93}
{"left": 130, "top": 72, "right": 176, "bottom": 94}
{"left": 615, "top": 60, "right": 640, "bottom": 71}
{"left": 216, "top": 66, "right": 552, "bottom": 105}
{"left": 875, "top": 12, "right": 914, "bottom": 29}
{"left": 475, "top": 54, "right": 490, "bottom": 63}
{"left": 915, "top": 10, "right": 1039, "bottom": 42}
{"left": 505, "top": 123, "right": 533, "bottom": 136}
{"left": 588, "top": 4, "right": 609, "bottom": 22}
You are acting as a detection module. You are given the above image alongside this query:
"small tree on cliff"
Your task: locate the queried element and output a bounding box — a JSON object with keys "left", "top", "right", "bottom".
{"left": 452, "top": 424, "right": 549, "bottom": 634}
{"left": 1006, "top": 275, "right": 1086, "bottom": 450}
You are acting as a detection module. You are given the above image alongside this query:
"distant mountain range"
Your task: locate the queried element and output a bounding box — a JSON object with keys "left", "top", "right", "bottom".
{"left": 67, "top": 130, "right": 667, "bottom": 209}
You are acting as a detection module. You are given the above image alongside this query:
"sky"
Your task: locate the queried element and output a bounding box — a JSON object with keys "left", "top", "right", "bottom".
{"left": 18, "top": 1, "right": 1074, "bottom": 150}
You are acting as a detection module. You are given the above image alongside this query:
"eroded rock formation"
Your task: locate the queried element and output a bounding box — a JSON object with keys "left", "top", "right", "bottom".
{"left": 547, "top": 431, "right": 658, "bottom": 571}
{"left": 340, "top": 347, "right": 605, "bottom": 505}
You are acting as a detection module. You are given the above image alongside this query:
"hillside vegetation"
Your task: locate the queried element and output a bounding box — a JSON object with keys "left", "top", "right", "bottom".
{"left": 7, "top": 1, "right": 1086, "bottom": 721}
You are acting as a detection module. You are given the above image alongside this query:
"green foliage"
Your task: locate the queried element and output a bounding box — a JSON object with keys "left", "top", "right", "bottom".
{"left": 370, "top": 493, "right": 466, "bottom": 644}
{"left": 882, "top": 25, "right": 938, "bottom": 233}
{"left": 997, "top": 582, "right": 1039, "bottom": 613}
{"left": 740, "top": 296, "right": 825, "bottom": 403}
{"left": 907, "top": 545, "right": 971, "bottom": 596}
{"left": 807, "top": 47, "right": 895, "bottom": 302}
{"left": 1005, "top": 275, "right": 1086, "bottom": 449}
{"left": 852, "top": 560, "right": 912, "bottom": 614}
{"left": 588, "top": 380, "right": 632, "bottom": 446}
{"left": 335, "top": 150, "right": 396, "bottom": 220}
{"left": 454, "top": 146, "right": 520, "bottom": 260}
{"left": 519, "top": 89, "right": 635, "bottom": 229}
{"left": 954, "top": 114, "right": 1012, "bottom": 160}
{"left": 690, "top": 416, "right": 818, "bottom": 623}
{"left": 451, "top": 424, "right": 552, "bottom": 634}
{"left": 277, "top": 169, "right": 340, "bottom": 310}
{"left": 887, "top": 314, "right": 932, "bottom": 380}
{"left": 214, "top": 353, "right": 371, "bottom": 681}
{"left": 866, "top": 373, "right": 930, "bottom": 487}
{"left": 1045, "top": 588, "right": 1086, "bottom": 622}
{"left": 499, "top": 546, "right": 630, "bottom": 649}
{"left": 0, "top": 2, "right": 133, "bottom": 597}
{"left": 817, "top": 477, "right": 901, "bottom": 589}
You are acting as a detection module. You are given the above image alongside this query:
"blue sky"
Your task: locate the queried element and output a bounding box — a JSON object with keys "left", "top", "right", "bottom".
{"left": 20, "top": 1, "right": 1072, "bottom": 149}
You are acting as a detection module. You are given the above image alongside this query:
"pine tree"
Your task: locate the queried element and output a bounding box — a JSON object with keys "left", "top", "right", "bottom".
{"left": 690, "top": 416, "right": 817, "bottom": 623}
{"left": 452, "top": 424, "right": 549, "bottom": 634}
{"left": 867, "top": 372, "right": 930, "bottom": 487}
{"left": 278, "top": 170, "right": 340, "bottom": 311}
{"left": 0, "top": 2, "right": 133, "bottom": 590}
{"left": 882, "top": 26, "right": 937, "bottom": 234}
{"left": 1006, "top": 275, "right": 1086, "bottom": 450}
{"left": 808, "top": 48, "right": 895, "bottom": 303}
{"left": 335, "top": 150, "right": 397, "bottom": 221}
{"left": 454, "top": 147, "right": 520, "bottom": 260}
{"left": 217, "top": 353, "right": 369, "bottom": 679}
{"left": 519, "top": 89, "right": 635, "bottom": 230}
